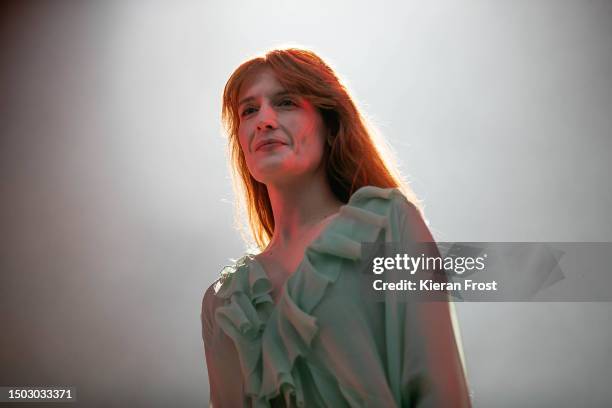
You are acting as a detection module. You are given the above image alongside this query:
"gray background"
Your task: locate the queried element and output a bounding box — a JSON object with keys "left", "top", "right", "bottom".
{"left": 1, "top": 1, "right": 611, "bottom": 407}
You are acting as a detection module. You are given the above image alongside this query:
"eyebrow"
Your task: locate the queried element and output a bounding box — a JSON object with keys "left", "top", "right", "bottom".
{"left": 238, "top": 91, "right": 294, "bottom": 107}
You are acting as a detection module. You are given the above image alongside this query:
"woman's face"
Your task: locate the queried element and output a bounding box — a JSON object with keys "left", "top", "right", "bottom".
{"left": 237, "top": 67, "right": 327, "bottom": 185}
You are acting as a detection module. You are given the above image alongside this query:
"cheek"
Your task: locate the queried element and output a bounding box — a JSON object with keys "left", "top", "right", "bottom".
{"left": 293, "top": 114, "right": 325, "bottom": 147}
{"left": 296, "top": 126, "right": 326, "bottom": 165}
{"left": 237, "top": 127, "right": 250, "bottom": 156}
{"left": 308, "top": 117, "right": 328, "bottom": 152}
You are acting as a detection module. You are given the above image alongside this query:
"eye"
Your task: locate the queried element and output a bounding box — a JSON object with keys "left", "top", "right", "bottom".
{"left": 277, "top": 98, "right": 297, "bottom": 107}
{"left": 240, "top": 106, "right": 257, "bottom": 117}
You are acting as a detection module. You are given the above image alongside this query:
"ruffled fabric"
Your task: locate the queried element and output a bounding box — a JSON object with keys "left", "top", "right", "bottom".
{"left": 214, "top": 186, "right": 410, "bottom": 407}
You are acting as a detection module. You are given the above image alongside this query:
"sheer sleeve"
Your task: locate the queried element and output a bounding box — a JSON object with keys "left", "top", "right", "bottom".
{"left": 201, "top": 282, "right": 249, "bottom": 407}
{"left": 390, "top": 198, "right": 471, "bottom": 407}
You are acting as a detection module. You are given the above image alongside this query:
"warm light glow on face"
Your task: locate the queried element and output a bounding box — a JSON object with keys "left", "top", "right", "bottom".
{"left": 237, "top": 67, "right": 327, "bottom": 185}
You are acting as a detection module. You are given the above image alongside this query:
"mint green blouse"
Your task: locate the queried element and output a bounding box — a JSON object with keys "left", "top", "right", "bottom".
{"left": 202, "top": 186, "right": 470, "bottom": 407}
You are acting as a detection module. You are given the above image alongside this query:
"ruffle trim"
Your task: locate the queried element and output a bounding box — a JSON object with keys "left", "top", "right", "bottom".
{"left": 214, "top": 186, "right": 410, "bottom": 407}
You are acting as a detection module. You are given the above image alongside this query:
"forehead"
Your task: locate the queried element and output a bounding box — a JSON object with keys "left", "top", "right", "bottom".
{"left": 238, "top": 68, "right": 287, "bottom": 101}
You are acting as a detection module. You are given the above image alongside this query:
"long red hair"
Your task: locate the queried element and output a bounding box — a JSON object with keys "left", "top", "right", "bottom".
{"left": 222, "top": 48, "right": 421, "bottom": 249}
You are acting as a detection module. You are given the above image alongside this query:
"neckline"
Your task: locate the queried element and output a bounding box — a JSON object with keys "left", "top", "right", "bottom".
{"left": 244, "top": 184, "right": 384, "bottom": 293}
{"left": 246, "top": 210, "right": 342, "bottom": 305}
{"left": 220, "top": 186, "right": 403, "bottom": 304}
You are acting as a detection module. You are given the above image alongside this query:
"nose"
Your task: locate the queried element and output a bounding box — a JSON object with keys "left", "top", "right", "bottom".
{"left": 256, "top": 104, "right": 278, "bottom": 132}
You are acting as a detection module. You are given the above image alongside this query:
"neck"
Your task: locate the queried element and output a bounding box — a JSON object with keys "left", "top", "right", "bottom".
{"left": 265, "top": 173, "right": 343, "bottom": 251}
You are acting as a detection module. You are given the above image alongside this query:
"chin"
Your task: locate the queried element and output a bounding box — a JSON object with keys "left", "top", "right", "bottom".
{"left": 252, "top": 167, "right": 308, "bottom": 186}
{"left": 253, "top": 172, "right": 293, "bottom": 186}
{"left": 248, "top": 156, "right": 320, "bottom": 186}
{"left": 249, "top": 159, "right": 289, "bottom": 181}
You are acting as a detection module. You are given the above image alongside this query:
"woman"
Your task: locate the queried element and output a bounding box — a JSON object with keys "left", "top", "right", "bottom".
{"left": 202, "top": 48, "right": 470, "bottom": 407}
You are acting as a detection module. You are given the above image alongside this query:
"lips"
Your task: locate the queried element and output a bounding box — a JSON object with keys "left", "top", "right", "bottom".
{"left": 254, "top": 138, "right": 287, "bottom": 151}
